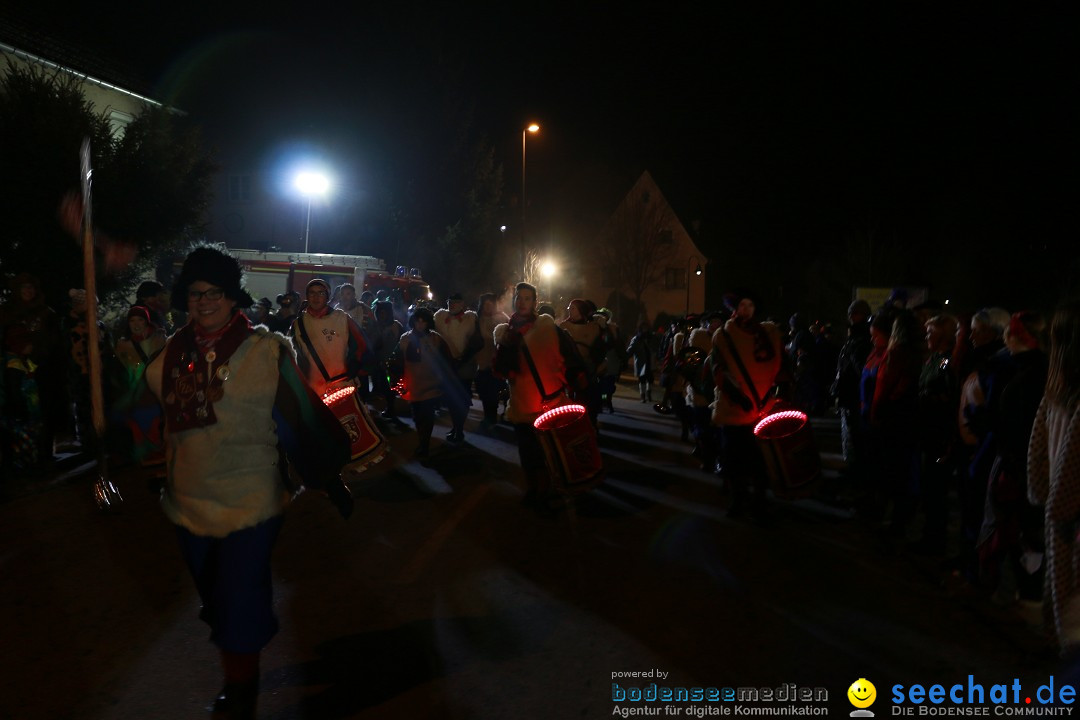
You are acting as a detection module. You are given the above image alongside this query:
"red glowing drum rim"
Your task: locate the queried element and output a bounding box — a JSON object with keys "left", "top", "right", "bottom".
{"left": 753, "top": 409, "right": 808, "bottom": 439}
{"left": 534, "top": 403, "right": 588, "bottom": 431}
{"left": 323, "top": 385, "right": 357, "bottom": 406}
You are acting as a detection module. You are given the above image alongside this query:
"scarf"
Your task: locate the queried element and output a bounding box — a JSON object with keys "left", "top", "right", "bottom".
{"left": 733, "top": 316, "right": 776, "bottom": 363}
{"left": 161, "top": 312, "right": 252, "bottom": 432}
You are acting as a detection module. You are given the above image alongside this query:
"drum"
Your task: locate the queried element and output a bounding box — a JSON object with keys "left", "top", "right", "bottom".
{"left": 323, "top": 385, "right": 388, "bottom": 472}
{"left": 753, "top": 409, "right": 821, "bottom": 500}
{"left": 533, "top": 404, "right": 605, "bottom": 494}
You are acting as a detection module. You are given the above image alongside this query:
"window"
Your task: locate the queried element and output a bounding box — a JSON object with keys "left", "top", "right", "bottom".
{"left": 108, "top": 110, "right": 133, "bottom": 139}
{"left": 228, "top": 175, "right": 253, "bottom": 203}
{"left": 665, "top": 268, "right": 686, "bottom": 290}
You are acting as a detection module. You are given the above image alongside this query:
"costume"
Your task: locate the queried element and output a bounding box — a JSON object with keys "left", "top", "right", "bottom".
{"left": 1028, "top": 399, "right": 1080, "bottom": 653}
{"left": 559, "top": 317, "right": 603, "bottom": 421}
{"left": 710, "top": 317, "right": 783, "bottom": 514}
{"left": 145, "top": 315, "right": 349, "bottom": 538}
{"left": 391, "top": 327, "right": 461, "bottom": 454}
{"left": 831, "top": 321, "right": 872, "bottom": 464}
{"left": 291, "top": 307, "right": 370, "bottom": 397}
{"left": 626, "top": 330, "right": 655, "bottom": 402}
{"left": 476, "top": 309, "right": 509, "bottom": 426}
{"left": 493, "top": 312, "right": 586, "bottom": 506}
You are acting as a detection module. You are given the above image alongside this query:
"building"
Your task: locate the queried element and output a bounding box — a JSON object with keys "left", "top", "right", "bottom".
{"left": 579, "top": 171, "right": 708, "bottom": 328}
{"left": 0, "top": 18, "right": 163, "bottom": 139}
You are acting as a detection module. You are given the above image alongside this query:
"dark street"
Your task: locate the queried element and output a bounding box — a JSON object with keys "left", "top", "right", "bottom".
{"left": 0, "top": 379, "right": 1060, "bottom": 719}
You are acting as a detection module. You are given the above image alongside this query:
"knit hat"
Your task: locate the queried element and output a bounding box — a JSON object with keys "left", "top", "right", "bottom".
{"left": 127, "top": 305, "right": 152, "bottom": 325}
{"left": 847, "top": 300, "right": 872, "bottom": 318}
{"left": 409, "top": 306, "right": 435, "bottom": 329}
{"left": 136, "top": 281, "right": 164, "bottom": 300}
{"left": 723, "top": 287, "right": 758, "bottom": 313}
{"left": 306, "top": 278, "right": 331, "bottom": 296}
{"left": 170, "top": 247, "right": 254, "bottom": 312}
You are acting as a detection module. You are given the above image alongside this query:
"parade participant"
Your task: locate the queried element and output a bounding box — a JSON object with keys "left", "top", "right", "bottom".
{"left": 475, "top": 292, "right": 509, "bottom": 431}
{"left": 627, "top": 322, "right": 656, "bottom": 403}
{"left": 389, "top": 306, "right": 463, "bottom": 459}
{"left": 271, "top": 291, "right": 299, "bottom": 334}
{"left": 493, "top": 282, "right": 588, "bottom": 511}
{"left": 1028, "top": 299, "right": 1080, "bottom": 656}
{"left": 251, "top": 297, "right": 274, "bottom": 328}
{"left": 831, "top": 300, "right": 873, "bottom": 467}
{"left": 687, "top": 312, "right": 724, "bottom": 471}
{"left": 132, "top": 246, "right": 354, "bottom": 719}
{"left": 1, "top": 325, "right": 42, "bottom": 477}
{"left": 558, "top": 298, "right": 604, "bottom": 423}
{"left": 594, "top": 307, "right": 622, "bottom": 413}
{"left": 710, "top": 290, "right": 784, "bottom": 519}
{"left": 335, "top": 282, "right": 373, "bottom": 332}
{"left": 114, "top": 305, "right": 166, "bottom": 387}
{"left": 433, "top": 292, "right": 482, "bottom": 442}
{"left": 290, "top": 279, "right": 371, "bottom": 398}
{"left": 371, "top": 300, "right": 404, "bottom": 419}
{"left": 135, "top": 280, "right": 173, "bottom": 334}
{"left": 0, "top": 272, "right": 65, "bottom": 466}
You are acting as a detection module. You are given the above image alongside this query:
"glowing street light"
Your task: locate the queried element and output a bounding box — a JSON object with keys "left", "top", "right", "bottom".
{"left": 294, "top": 171, "right": 330, "bottom": 253}
{"left": 686, "top": 256, "right": 703, "bottom": 316}
{"left": 521, "top": 123, "right": 540, "bottom": 276}
{"left": 541, "top": 260, "right": 557, "bottom": 278}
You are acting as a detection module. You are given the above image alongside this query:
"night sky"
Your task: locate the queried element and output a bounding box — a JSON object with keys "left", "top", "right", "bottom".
{"left": 3, "top": 4, "right": 1072, "bottom": 318}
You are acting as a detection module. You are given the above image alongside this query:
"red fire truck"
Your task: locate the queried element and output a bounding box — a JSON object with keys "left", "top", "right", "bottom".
{"left": 230, "top": 249, "right": 433, "bottom": 306}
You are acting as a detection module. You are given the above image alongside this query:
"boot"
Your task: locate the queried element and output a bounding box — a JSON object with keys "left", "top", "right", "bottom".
{"left": 212, "top": 651, "right": 259, "bottom": 719}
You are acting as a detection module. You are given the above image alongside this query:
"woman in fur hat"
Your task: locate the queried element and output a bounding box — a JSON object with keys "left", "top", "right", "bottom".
{"left": 127, "top": 246, "right": 354, "bottom": 718}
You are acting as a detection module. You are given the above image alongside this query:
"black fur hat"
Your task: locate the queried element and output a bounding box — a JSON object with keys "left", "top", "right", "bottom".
{"left": 171, "top": 247, "right": 254, "bottom": 312}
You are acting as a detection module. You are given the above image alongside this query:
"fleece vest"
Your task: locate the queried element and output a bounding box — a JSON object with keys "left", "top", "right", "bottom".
{"left": 147, "top": 329, "right": 290, "bottom": 538}
{"left": 494, "top": 313, "right": 566, "bottom": 424}
{"left": 293, "top": 309, "right": 351, "bottom": 395}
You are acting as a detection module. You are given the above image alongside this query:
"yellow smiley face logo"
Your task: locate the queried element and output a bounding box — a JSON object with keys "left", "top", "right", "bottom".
{"left": 848, "top": 678, "right": 876, "bottom": 708}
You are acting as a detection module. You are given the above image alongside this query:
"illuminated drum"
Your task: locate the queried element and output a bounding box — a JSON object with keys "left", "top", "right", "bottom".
{"left": 533, "top": 404, "right": 605, "bottom": 494}
{"left": 753, "top": 409, "right": 821, "bottom": 500}
{"left": 323, "top": 385, "right": 388, "bottom": 472}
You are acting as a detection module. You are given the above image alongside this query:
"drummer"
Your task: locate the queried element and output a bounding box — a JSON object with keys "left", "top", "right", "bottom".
{"left": 492, "top": 282, "right": 588, "bottom": 513}
{"left": 710, "top": 288, "right": 786, "bottom": 520}
{"left": 290, "top": 278, "right": 372, "bottom": 397}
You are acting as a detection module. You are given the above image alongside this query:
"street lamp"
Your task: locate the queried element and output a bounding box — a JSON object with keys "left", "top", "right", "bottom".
{"left": 521, "top": 123, "right": 540, "bottom": 277}
{"left": 294, "top": 171, "right": 329, "bottom": 254}
{"left": 685, "top": 256, "right": 703, "bottom": 316}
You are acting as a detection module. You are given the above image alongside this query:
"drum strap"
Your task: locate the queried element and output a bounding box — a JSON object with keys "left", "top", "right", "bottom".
{"left": 296, "top": 315, "right": 349, "bottom": 383}
{"left": 521, "top": 342, "right": 566, "bottom": 402}
{"left": 720, "top": 329, "right": 766, "bottom": 411}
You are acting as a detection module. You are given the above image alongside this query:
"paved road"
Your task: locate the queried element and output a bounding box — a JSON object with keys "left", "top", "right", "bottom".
{"left": 0, "top": 381, "right": 1063, "bottom": 719}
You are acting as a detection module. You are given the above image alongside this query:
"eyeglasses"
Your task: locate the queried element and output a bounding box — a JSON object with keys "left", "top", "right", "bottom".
{"left": 188, "top": 288, "right": 225, "bottom": 301}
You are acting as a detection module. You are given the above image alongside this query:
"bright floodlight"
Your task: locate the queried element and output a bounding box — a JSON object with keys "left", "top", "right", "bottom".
{"left": 294, "top": 171, "right": 329, "bottom": 197}
{"left": 527, "top": 123, "right": 540, "bottom": 133}
{"left": 541, "top": 261, "right": 556, "bottom": 278}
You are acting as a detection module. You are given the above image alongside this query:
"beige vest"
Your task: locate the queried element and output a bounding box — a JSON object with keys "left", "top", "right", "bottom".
{"left": 494, "top": 314, "right": 566, "bottom": 424}
{"left": 146, "top": 329, "right": 290, "bottom": 538}
{"left": 293, "top": 309, "right": 351, "bottom": 396}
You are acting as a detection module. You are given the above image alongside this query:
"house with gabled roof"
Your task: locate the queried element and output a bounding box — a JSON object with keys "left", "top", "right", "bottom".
{"left": 0, "top": 16, "right": 163, "bottom": 138}
{"left": 580, "top": 171, "right": 708, "bottom": 329}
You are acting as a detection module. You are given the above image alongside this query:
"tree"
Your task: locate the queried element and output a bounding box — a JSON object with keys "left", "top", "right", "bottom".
{"left": 0, "top": 65, "right": 214, "bottom": 312}
{"left": 597, "top": 174, "right": 679, "bottom": 325}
